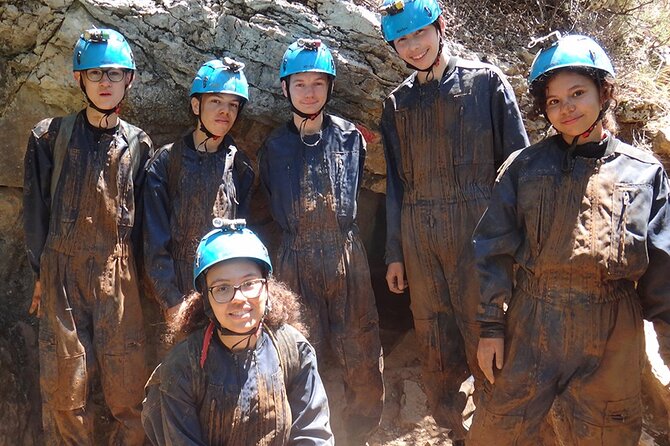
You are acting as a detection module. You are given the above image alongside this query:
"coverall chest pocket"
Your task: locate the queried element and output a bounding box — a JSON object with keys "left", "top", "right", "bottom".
{"left": 274, "top": 155, "right": 300, "bottom": 224}
{"left": 518, "top": 175, "right": 556, "bottom": 254}
{"left": 446, "top": 92, "right": 484, "bottom": 166}
{"left": 116, "top": 147, "right": 135, "bottom": 231}
{"left": 57, "top": 147, "right": 82, "bottom": 224}
{"left": 392, "top": 108, "right": 415, "bottom": 183}
{"left": 331, "top": 150, "right": 356, "bottom": 217}
{"left": 608, "top": 183, "right": 652, "bottom": 274}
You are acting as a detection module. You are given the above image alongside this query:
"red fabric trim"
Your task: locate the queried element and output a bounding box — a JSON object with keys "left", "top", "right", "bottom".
{"left": 200, "top": 321, "right": 216, "bottom": 369}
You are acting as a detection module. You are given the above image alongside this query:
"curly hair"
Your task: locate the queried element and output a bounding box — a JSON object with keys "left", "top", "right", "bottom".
{"left": 165, "top": 277, "right": 307, "bottom": 343}
{"left": 529, "top": 66, "right": 618, "bottom": 135}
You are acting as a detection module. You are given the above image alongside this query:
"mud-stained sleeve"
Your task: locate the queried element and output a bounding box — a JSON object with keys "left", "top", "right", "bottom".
{"left": 23, "top": 119, "right": 57, "bottom": 277}
{"left": 637, "top": 167, "right": 670, "bottom": 366}
{"left": 380, "top": 97, "right": 405, "bottom": 265}
{"left": 489, "top": 68, "right": 529, "bottom": 168}
{"left": 287, "top": 340, "right": 334, "bottom": 445}
{"left": 154, "top": 344, "right": 206, "bottom": 446}
{"left": 258, "top": 142, "right": 272, "bottom": 200}
{"left": 143, "top": 147, "right": 183, "bottom": 310}
{"left": 132, "top": 133, "right": 154, "bottom": 265}
{"left": 356, "top": 129, "right": 366, "bottom": 200}
{"left": 472, "top": 160, "right": 524, "bottom": 337}
{"left": 142, "top": 365, "right": 167, "bottom": 446}
{"left": 233, "top": 148, "right": 255, "bottom": 218}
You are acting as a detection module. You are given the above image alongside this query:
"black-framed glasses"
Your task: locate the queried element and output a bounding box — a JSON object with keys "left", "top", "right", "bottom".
{"left": 207, "top": 278, "right": 266, "bottom": 304}
{"left": 85, "top": 68, "right": 128, "bottom": 83}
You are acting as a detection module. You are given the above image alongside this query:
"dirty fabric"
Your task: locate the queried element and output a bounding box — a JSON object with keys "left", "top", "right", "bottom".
{"left": 23, "top": 111, "right": 152, "bottom": 445}
{"left": 143, "top": 133, "right": 254, "bottom": 310}
{"left": 259, "top": 115, "right": 384, "bottom": 440}
{"left": 380, "top": 58, "right": 529, "bottom": 438}
{"left": 469, "top": 135, "right": 670, "bottom": 444}
{"left": 142, "top": 324, "right": 333, "bottom": 445}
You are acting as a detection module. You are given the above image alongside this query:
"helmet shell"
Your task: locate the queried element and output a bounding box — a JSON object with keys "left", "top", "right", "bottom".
{"left": 73, "top": 28, "right": 135, "bottom": 71}
{"left": 380, "top": 0, "right": 442, "bottom": 42}
{"left": 193, "top": 226, "right": 272, "bottom": 289}
{"left": 190, "top": 58, "right": 250, "bottom": 101}
{"left": 280, "top": 39, "right": 336, "bottom": 79}
{"left": 528, "top": 34, "right": 615, "bottom": 87}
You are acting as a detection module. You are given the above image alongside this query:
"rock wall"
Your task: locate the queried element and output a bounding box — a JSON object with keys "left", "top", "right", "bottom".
{"left": 2, "top": 0, "right": 669, "bottom": 444}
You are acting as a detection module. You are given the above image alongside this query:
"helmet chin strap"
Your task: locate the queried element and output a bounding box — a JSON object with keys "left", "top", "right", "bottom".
{"left": 79, "top": 76, "right": 126, "bottom": 127}
{"left": 286, "top": 77, "right": 333, "bottom": 121}
{"left": 195, "top": 99, "right": 223, "bottom": 152}
{"left": 561, "top": 104, "right": 608, "bottom": 173}
{"left": 406, "top": 36, "right": 444, "bottom": 74}
{"left": 201, "top": 279, "right": 270, "bottom": 350}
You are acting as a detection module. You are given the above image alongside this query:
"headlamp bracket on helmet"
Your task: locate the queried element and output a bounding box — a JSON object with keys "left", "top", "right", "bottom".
{"left": 380, "top": 0, "right": 405, "bottom": 16}
{"left": 527, "top": 30, "right": 562, "bottom": 51}
{"left": 221, "top": 57, "right": 245, "bottom": 73}
{"left": 297, "top": 38, "right": 322, "bottom": 51}
{"left": 212, "top": 217, "right": 247, "bottom": 231}
{"left": 83, "top": 29, "right": 110, "bottom": 43}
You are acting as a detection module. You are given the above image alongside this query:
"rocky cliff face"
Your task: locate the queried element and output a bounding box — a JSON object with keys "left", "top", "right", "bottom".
{"left": 2, "top": 1, "right": 669, "bottom": 444}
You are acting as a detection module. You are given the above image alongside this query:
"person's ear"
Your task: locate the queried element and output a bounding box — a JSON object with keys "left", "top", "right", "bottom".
{"left": 191, "top": 96, "right": 200, "bottom": 116}
{"left": 281, "top": 79, "right": 289, "bottom": 98}
{"left": 437, "top": 16, "right": 446, "bottom": 36}
{"left": 73, "top": 71, "right": 81, "bottom": 82}
{"left": 125, "top": 71, "right": 135, "bottom": 90}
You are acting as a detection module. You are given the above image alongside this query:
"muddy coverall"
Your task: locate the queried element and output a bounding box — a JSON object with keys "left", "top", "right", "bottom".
{"left": 258, "top": 115, "right": 384, "bottom": 442}
{"left": 141, "top": 324, "right": 333, "bottom": 445}
{"left": 468, "top": 135, "right": 670, "bottom": 445}
{"left": 380, "top": 57, "right": 528, "bottom": 438}
{"left": 23, "top": 111, "right": 152, "bottom": 445}
{"left": 143, "top": 133, "right": 254, "bottom": 311}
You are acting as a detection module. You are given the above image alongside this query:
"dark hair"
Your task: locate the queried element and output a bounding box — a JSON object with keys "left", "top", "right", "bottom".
{"left": 165, "top": 276, "right": 307, "bottom": 343}
{"left": 529, "top": 66, "right": 618, "bottom": 134}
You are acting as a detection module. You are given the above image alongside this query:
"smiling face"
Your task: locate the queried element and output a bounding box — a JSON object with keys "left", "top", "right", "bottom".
{"left": 393, "top": 23, "right": 441, "bottom": 72}
{"left": 191, "top": 93, "right": 240, "bottom": 138}
{"left": 75, "top": 68, "right": 132, "bottom": 111}
{"left": 544, "top": 70, "right": 605, "bottom": 144}
{"left": 283, "top": 71, "right": 330, "bottom": 117}
{"left": 205, "top": 258, "right": 267, "bottom": 334}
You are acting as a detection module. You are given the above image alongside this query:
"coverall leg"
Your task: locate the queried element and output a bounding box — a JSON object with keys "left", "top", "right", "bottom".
{"left": 468, "top": 287, "right": 643, "bottom": 446}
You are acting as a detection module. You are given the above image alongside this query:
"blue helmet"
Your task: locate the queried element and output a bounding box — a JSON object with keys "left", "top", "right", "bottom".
{"left": 190, "top": 57, "right": 249, "bottom": 101}
{"left": 379, "top": 0, "right": 442, "bottom": 42}
{"left": 528, "top": 33, "right": 615, "bottom": 88}
{"left": 193, "top": 219, "right": 272, "bottom": 289}
{"left": 72, "top": 28, "right": 135, "bottom": 71}
{"left": 279, "top": 39, "right": 336, "bottom": 80}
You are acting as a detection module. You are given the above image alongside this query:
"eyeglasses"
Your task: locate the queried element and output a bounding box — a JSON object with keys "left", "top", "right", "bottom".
{"left": 207, "top": 278, "right": 266, "bottom": 304}
{"left": 84, "top": 68, "right": 128, "bottom": 83}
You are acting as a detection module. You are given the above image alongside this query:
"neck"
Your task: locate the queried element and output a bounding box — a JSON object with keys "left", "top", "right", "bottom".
{"left": 293, "top": 112, "right": 323, "bottom": 135}
{"left": 85, "top": 107, "right": 119, "bottom": 129}
{"left": 192, "top": 128, "right": 225, "bottom": 153}
{"left": 218, "top": 330, "right": 259, "bottom": 352}
{"left": 416, "top": 49, "right": 449, "bottom": 85}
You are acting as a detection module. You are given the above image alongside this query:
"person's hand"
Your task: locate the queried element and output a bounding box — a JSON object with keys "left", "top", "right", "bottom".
{"left": 477, "top": 337, "right": 504, "bottom": 384}
{"left": 29, "top": 279, "right": 42, "bottom": 317}
{"left": 386, "top": 262, "right": 408, "bottom": 294}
